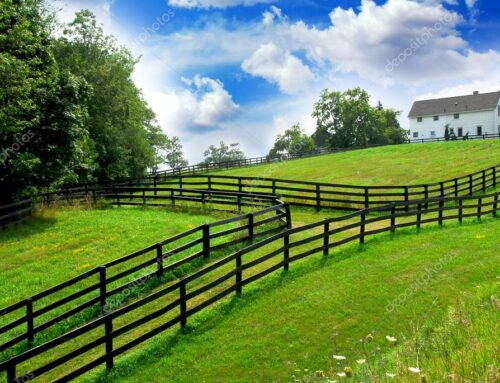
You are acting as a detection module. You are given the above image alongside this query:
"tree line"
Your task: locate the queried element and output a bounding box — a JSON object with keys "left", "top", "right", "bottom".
{"left": 0, "top": 1, "right": 408, "bottom": 204}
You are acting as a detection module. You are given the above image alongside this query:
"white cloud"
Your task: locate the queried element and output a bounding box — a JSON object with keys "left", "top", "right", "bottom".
{"left": 242, "top": 43, "right": 315, "bottom": 95}
{"left": 464, "top": 0, "right": 477, "bottom": 9}
{"left": 262, "top": 6, "right": 286, "bottom": 27}
{"left": 168, "top": 0, "right": 271, "bottom": 9}
{"left": 50, "top": 0, "right": 112, "bottom": 29}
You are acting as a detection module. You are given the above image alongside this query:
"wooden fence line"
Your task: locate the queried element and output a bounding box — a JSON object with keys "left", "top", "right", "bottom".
{"left": 0, "top": 192, "right": 497, "bottom": 382}
{"left": 0, "top": 200, "right": 32, "bottom": 229}
{"left": 0, "top": 196, "right": 289, "bottom": 358}
{"left": 138, "top": 164, "right": 499, "bottom": 211}
{"left": 148, "top": 133, "right": 500, "bottom": 178}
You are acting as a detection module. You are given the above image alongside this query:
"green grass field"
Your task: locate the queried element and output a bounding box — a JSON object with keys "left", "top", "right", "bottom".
{"left": 82, "top": 218, "right": 499, "bottom": 383}
{"left": 216, "top": 141, "right": 500, "bottom": 185}
{"left": 0, "top": 141, "right": 498, "bottom": 382}
{"left": 0, "top": 205, "right": 231, "bottom": 307}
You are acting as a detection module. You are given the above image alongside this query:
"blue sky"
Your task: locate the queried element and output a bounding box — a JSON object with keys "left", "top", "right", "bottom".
{"left": 55, "top": 0, "right": 500, "bottom": 163}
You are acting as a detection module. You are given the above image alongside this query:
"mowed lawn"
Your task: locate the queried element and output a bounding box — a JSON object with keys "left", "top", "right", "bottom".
{"left": 0, "top": 205, "right": 230, "bottom": 307}
{"left": 216, "top": 141, "right": 500, "bottom": 185}
{"left": 81, "top": 218, "right": 500, "bottom": 383}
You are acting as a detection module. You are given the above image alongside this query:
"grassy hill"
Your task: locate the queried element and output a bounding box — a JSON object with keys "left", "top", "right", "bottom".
{"left": 216, "top": 141, "right": 500, "bottom": 185}
{"left": 81, "top": 218, "right": 500, "bottom": 383}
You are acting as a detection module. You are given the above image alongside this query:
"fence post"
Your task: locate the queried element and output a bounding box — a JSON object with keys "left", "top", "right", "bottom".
{"left": 359, "top": 211, "right": 366, "bottom": 244}
{"left": 440, "top": 182, "right": 444, "bottom": 198}
{"left": 284, "top": 203, "right": 292, "bottom": 229}
{"left": 105, "top": 317, "right": 114, "bottom": 369}
{"left": 248, "top": 213, "right": 254, "bottom": 240}
{"left": 493, "top": 167, "right": 497, "bottom": 187}
{"left": 238, "top": 177, "right": 243, "bottom": 193}
{"left": 283, "top": 233, "right": 290, "bottom": 271}
{"left": 316, "top": 184, "right": 321, "bottom": 211}
{"left": 424, "top": 185, "right": 429, "bottom": 209}
{"left": 323, "top": 221, "right": 330, "bottom": 256}
{"left": 202, "top": 224, "right": 210, "bottom": 259}
{"left": 180, "top": 281, "right": 187, "bottom": 328}
{"left": 454, "top": 178, "right": 458, "bottom": 197}
{"left": 493, "top": 194, "right": 498, "bottom": 217}
{"left": 438, "top": 199, "right": 444, "bottom": 226}
{"left": 153, "top": 176, "right": 158, "bottom": 196}
{"left": 7, "top": 365, "right": 16, "bottom": 382}
{"left": 390, "top": 204, "right": 396, "bottom": 233}
{"left": 208, "top": 176, "right": 212, "bottom": 190}
{"left": 156, "top": 243, "right": 164, "bottom": 278}
{"left": 142, "top": 190, "right": 146, "bottom": 207}
{"left": 99, "top": 266, "right": 107, "bottom": 309}
{"left": 404, "top": 186, "right": 409, "bottom": 212}
{"left": 482, "top": 170, "right": 486, "bottom": 191}
{"left": 179, "top": 176, "right": 183, "bottom": 196}
{"left": 26, "top": 298, "right": 34, "bottom": 346}
{"left": 235, "top": 253, "right": 242, "bottom": 295}
{"left": 416, "top": 202, "right": 422, "bottom": 229}
{"left": 477, "top": 197, "right": 482, "bottom": 219}
{"left": 364, "top": 187, "right": 369, "bottom": 209}
{"left": 458, "top": 198, "right": 463, "bottom": 223}
{"left": 469, "top": 174, "right": 473, "bottom": 195}
{"left": 272, "top": 180, "right": 277, "bottom": 195}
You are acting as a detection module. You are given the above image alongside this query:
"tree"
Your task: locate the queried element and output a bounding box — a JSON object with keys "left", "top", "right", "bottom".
{"left": 201, "top": 142, "right": 245, "bottom": 164}
{"left": 312, "top": 88, "right": 407, "bottom": 148}
{"left": 0, "top": 0, "right": 95, "bottom": 203}
{"left": 165, "top": 136, "right": 188, "bottom": 169}
{"left": 52, "top": 10, "right": 166, "bottom": 182}
{"left": 269, "top": 124, "right": 315, "bottom": 156}
{"left": 444, "top": 124, "right": 450, "bottom": 141}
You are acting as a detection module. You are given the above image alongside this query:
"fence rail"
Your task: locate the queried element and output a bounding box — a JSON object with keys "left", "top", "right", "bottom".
{"left": 139, "top": 164, "right": 499, "bottom": 211}
{"left": 0, "top": 192, "right": 497, "bottom": 382}
{"left": 149, "top": 133, "right": 500, "bottom": 178}
{"left": 0, "top": 200, "right": 32, "bottom": 229}
{"left": 0, "top": 194, "right": 289, "bottom": 359}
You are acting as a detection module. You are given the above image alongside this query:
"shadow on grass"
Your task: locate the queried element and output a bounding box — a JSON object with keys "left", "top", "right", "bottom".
{"left": 0, "top": 212, "right": 58, "bottom": 242}
{"left": 86, "top": 216, "right": 498, "bottom": 383}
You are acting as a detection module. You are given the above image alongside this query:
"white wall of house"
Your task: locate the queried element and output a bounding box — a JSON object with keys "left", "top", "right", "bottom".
{"left": 409, "top": 107, "right": 500, "bottom": 139}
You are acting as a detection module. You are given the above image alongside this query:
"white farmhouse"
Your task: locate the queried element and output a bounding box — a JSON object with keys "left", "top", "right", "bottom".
{"left": 408, "top": 91, "right": 500, "bottom": 139}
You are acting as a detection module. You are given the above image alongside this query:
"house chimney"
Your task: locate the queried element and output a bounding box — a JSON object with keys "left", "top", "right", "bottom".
{"left": 473, "top": 91, "right": 479, "bottom": 95}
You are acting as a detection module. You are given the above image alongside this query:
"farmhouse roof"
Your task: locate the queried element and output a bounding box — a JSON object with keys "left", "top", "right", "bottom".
{"left": 408, "top": 91, "right": 500, "bottom": 118}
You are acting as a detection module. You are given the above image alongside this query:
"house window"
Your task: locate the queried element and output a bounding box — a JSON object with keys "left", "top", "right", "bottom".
{"left": 413, "top": 132, "right": 418, "bottom": 138}
{"left": 433, "top": 116, "right": 439, "bottom": 121}
{"left": 498, "top": 106, "right": 500, "bottom": 117}
{"left": 454, "top": 113, "right": 459, "bottom": 119}
{"left": 417, "top": 117, "right": 422, "bottom": 122}
{"left": 458, "top": 127, "right": 463, "bottom": 137}
{"left": 430, "top": 131, "right": 436, "bottom": 137}
{"left": 450, "top": 128, "right": 454, "bottom": 135}
{"left": 477, "top": 126, "right": 482, "bottom": 135}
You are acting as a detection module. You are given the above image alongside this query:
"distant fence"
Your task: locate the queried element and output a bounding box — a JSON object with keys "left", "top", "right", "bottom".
{"left": 139, "top": 164, "right": 499, "bottom": 211}
{"left": 0, "top": 192, "right": 497, "bottom": 382}
{"left": 0, "top": 198, "right": 289, "bottom": 359}
{"left": 0, "top": 200, "right": 32, "bottom": 229}
{"left": 149, "top": 133, "right": 500, "bottom": 178}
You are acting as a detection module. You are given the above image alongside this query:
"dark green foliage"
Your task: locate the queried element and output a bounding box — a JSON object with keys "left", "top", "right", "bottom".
{"left": 0, "top": 0, "right": 95, "bottom": 203}
{"left": 0, "top": 2, "right": 176, "bottom": 203}
{"left": 312, "top": 88, "right": 408, "bottom": 149}
{"left": 445, "top": 124, "right": 450, "bottom": 141}
{"left": 269, "top": 124, "right": 315, "bottom": 157}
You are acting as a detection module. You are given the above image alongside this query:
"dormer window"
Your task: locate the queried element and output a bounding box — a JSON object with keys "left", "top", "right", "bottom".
{"left": 433, "top": 116, "right": 439, "bottom": 121}
{"left": 417, "top": 117, "right": 422, "bottom": 122}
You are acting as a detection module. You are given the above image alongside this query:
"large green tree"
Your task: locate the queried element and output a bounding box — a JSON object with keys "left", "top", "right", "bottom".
{"left": 52, "top": 10, "right": 164, "bottom": 182}
{"left": 312, "top": 88, "right": 407, "bottom": 148}
{"left": 269, "top": 124, "right": 315, "bottom": 157}
{"left": 201, "top": 141, "right": 245, "bottom": 165}
{"left": 0, "top": 0, "right": 95, "bottom": 203}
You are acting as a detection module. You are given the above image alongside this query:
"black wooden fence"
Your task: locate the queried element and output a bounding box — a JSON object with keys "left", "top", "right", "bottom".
{"left": 139, "top": 164, "right": 499, "bottom": 211}
{"left": 0, "top": 192, "right": 497, "bottom": 382}
{"left": 149, "top": 133, "right": 500, "bottom": 178}
{"left": 0, "top": 198, "right": 289, "bottom": 359}
{"left": 0, "top": 200, "right": 32, "bottom": 229}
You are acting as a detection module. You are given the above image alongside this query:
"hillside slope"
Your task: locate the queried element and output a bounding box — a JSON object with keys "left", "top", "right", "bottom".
{"left": 84, "top": 218, "right": 500, "bottom": 383}
{"left": 215, "top": 141, "right": 500, "bottom": 185}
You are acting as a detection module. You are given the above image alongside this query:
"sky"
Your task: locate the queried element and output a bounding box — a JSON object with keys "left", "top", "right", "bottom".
{"left": 51, "top": 0, "right": 500, "bottom": 164}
